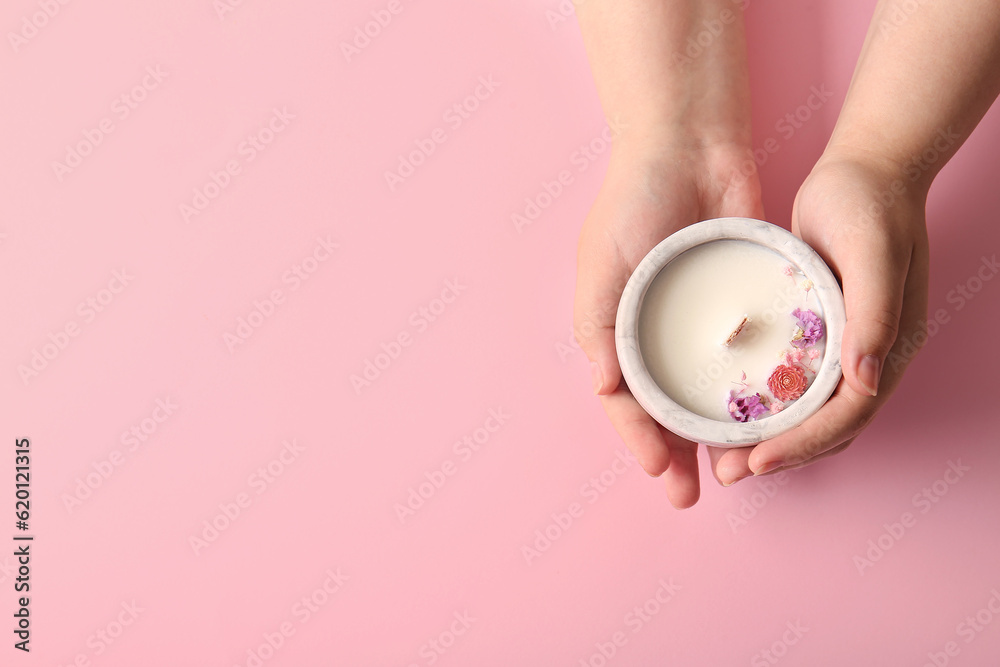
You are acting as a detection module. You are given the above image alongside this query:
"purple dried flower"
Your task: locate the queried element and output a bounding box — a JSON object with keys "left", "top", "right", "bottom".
{"left": 790, "top": 308, "right": 824, "bottom": 349}
{"left": 728, "top": 391, "right": 769, "bottom": 422}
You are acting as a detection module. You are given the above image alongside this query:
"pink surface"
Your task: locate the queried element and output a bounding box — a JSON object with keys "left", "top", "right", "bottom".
{"left": 3, "top": 0, "right": 1000, "bottom": 665}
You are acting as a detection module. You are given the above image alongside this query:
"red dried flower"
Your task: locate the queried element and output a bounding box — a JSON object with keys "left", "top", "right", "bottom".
{"left": 768, "top": 364, "right": 808, "bottom": 402}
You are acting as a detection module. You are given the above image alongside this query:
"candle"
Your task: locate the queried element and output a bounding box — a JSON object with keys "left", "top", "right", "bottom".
{"left": 640, "top": 240, "right": 824, "bottom": 420}
{"left": 616, "top": 218, "right": 845, "bottom": 447}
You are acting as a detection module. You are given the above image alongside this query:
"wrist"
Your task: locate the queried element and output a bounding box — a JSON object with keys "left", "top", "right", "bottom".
{"left": 603, "top": 136, "right": 763, "bottom": 222}
{"left": 611, "top": 117, "right": 753, "bottom": 159}
{"left": 822, "top": 120, "right": 962, "bottom": 201}
{"left": 609, "top": 132, "right": 753, "bottom": 180}
{"left": 815, "top": 143, "right": 932, "bottom": 209}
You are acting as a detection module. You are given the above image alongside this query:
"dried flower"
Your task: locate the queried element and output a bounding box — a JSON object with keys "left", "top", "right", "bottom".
{"left": 768, "top": 364, "right": 808, "bottom": 402}
{"left": 769, "top": 400, "right": 785, "bottom": 415}
{"left": 728, "top": 391, "right": 769, "bottom": 422}
{"left": 786, "top": 349, "right": 806, "bottom": 365}
{"left": 790, "top": 308, "right": 824, "bottom": 349}
{"left": 731, "top": 371, "right": 749, "bottom": 392}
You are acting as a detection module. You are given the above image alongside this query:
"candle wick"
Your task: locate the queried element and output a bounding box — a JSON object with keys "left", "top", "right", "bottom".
{"left": 723, "top": 315, "right": 751, "bottom": 347}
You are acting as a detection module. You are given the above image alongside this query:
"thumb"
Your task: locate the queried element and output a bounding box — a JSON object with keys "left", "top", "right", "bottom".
{"left": 574, "top": 227, "right": 630, "bottom": 396}
{"left": 836, "top": 233, "right": 911, "bottom": 397}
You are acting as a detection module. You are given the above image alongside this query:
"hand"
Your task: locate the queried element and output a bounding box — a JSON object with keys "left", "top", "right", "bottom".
{"left": 575, "top": 143, "right": 764, "bottom": 508}
{"left": 711, "top": 150, "right": 931, "bottom": 484}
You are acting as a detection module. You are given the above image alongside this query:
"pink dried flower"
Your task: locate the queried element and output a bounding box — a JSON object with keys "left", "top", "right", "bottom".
{"left": 768, "top": 364, "right": 808, "bottom": 402}
{"left": 727, "top": 391, "right": 768, "bottom": 422}
{"left": 790, "top": 308, "right": 824, "bottom": 349}
{"left": 731, "top": 370, "right": 749, "bottom": 392}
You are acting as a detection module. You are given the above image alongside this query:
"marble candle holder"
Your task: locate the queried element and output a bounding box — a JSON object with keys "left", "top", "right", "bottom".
{"left": 615, "top": 218, "right": 846, "bottom": 447}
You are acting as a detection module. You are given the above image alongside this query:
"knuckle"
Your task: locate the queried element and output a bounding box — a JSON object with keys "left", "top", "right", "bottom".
{"left": 860, "top": 308, "right": 901, "bottom": 353}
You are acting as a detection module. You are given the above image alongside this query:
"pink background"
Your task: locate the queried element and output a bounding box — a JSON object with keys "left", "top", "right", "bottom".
{"left": 4, "top": 0, "right": 1000, "bottom": 665}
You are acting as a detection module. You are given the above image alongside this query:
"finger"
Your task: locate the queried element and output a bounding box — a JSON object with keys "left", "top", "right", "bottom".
{"left": 707, "top": 445, "right": 754, "bottom": 487}
{"left": 880, "top": 236, "right": 931, "bottom": 390}
{"left": 600, "top": 386, "right": 671, "bottom": 476}
{"left": 828, "top": 226, "right": 911, "bottom": 398}
{"left": 659, "top": 428, "right": 700, "bottom": 508}
{"left": 762, "top": 440, "right": 854, "bottom": 475}
{"left": 575, "top": 224, "right": 630, "bottom": 396}
{"left": 746, "top": 381, "right": 875, "bottom": 475}
{"left": 706, "top": 446, "right": 727, "bottom": 483}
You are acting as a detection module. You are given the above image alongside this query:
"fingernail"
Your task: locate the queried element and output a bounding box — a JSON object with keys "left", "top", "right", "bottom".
{"left": 590, "top": 361, "right": 603, "bottom": 395}
{"left": 722, "top": 472, "right": 750, "bottom": 487}
{"left": 858, "top": 354, "right": 881, "bottom": 397}
{"left": 753, "top": 460, "right": 784, "bottom": 476}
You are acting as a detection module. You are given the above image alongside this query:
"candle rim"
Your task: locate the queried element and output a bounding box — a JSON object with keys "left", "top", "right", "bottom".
{"left": 616, "top": 218, "right": 846, "bottom": 447}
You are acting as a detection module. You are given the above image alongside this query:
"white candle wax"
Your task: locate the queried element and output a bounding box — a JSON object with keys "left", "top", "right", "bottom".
{"left": 638, "top": 240, "right": 824, "bottom": 422}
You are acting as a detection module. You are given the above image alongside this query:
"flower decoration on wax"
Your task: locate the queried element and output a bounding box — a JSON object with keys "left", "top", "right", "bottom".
{"left": 768, "top": 364, "right": 808, "bottom": 401}
{"left": 790, "top": 307, "right": 824, "bottom": 348}
{"left": 727, "top": 379, "right": 769, "bottom": 423}
{"left": 726, "top": 268, "right": 826, "bottom": 422}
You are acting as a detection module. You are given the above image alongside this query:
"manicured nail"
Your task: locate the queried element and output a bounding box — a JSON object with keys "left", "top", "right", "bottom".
{"left": 753, "top": 460, "right": 784, "bottom": 476}
{"left": 858, "top": 354, "right": 881, "bottom": 397}
{"left": 590, "top": 361, "right": 603, "bottom": 395}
